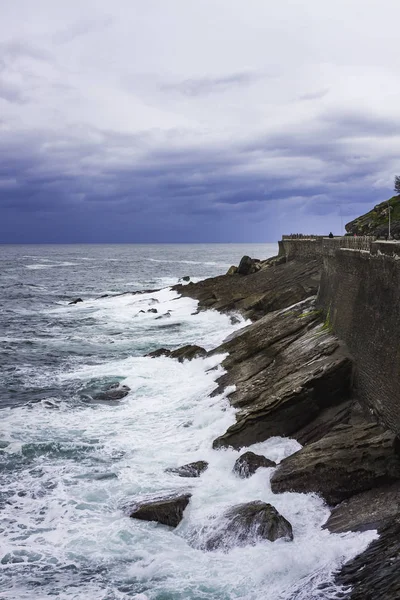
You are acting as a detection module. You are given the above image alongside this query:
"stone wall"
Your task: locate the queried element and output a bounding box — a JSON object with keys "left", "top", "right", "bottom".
{"left": 279, "top": 238, "right": 324, "bottom": 260}
{"left": 317, "top": 248, "right": 400, "bottom": 435}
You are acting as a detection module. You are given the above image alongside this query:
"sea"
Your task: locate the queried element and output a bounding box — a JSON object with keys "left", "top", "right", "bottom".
{"left": 0, "top": 244, "right": 376, "bottom": 600}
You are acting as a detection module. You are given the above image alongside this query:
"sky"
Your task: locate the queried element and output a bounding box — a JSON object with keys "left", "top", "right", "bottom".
{"left": 1, "top": 0, "right": 400, "bottom": 243}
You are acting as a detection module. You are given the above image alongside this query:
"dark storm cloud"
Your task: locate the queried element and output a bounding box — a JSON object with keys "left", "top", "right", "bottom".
{"left": 1, "top": 102, "right": 396, "bottom": 243}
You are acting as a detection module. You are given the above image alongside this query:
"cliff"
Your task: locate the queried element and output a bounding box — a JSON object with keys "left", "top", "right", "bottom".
{"left": 345, "top": 194, "right": 400, "bottom": 238}
{"left": 170, "top": 230, "right": 400, "bottom": 598}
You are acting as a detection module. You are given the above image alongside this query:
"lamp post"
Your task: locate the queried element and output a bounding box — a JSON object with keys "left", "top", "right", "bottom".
{"left": 388, "top": 201, "right": 392, "bottom": 240}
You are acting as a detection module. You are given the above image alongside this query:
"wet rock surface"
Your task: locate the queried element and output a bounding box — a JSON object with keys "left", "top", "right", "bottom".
{"left": 69, "top": 298, "right": 83, "bottom": 305}
{"left": 129, "top": 493, "right": 192, "bottom": 528}
{"left": 324, "top": 481, "right": 400, "bottom": 533}
{"left": 336, "top": 518, "right": 400, "bottom": 600}
{"left": 166, "top": 460, "right": 208, "bottom": 478}
{"left": 203, "top": 501, "right": 293, "bottom": 551}
{"left": 92, "top": 383, "right": 131, "bottom": 402}
{"left": 211, "top": 298, "right": 352, "bottom": 449}
{"left": 174, "top": 256, "right": 322, "bottom": 321}
{"left": 270, "top": 422, "right": 400, "bottom": 505}
{"left": 146, "top": 344, "right": 207, "bottom": 362}
{"left": 233, "top": 452, "right": 276, "bottom": 478}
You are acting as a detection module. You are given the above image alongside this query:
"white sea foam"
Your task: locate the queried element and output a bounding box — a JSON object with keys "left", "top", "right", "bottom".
{"left": 0, "top": 288, "right": 377, "bottom": 600}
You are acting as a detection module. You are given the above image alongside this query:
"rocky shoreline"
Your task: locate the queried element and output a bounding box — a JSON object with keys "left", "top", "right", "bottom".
{"left": 127, "top": 251, "right": 400, "bottom": 598}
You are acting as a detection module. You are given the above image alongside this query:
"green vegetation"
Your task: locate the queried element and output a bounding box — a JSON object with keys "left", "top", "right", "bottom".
{"left": 345, "top": 195, "right": 400, "bottom": 237}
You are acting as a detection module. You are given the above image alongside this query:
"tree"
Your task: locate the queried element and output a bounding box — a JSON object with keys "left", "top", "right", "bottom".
{"left": 394, "top": 175, "right": 400, "bottom": 195}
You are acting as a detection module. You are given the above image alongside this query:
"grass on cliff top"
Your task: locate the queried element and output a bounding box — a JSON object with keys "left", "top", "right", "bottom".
{"left": 346, "top": 195, "right": 400, "bottom": 233}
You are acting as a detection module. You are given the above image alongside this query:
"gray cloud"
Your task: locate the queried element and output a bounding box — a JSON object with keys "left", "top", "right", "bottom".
{"left": 162, "top": 71, "right": 264, "bottom": 96}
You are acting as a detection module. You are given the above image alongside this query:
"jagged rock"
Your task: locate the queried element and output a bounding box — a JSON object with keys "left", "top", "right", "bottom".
{"left": 324, "top": 481, "right": 400, "bottom": 533}
{"left": 170, "top": 345, "right": 207, "bottom": 362}
{"left": 146, "top": 345, "right": 206, "bottom": 362}
{"left": 166, "top": 460, "right": 208, "bottom": 478}
{"left": 226, "top": 265, "right": 238, "bottom": 275}
{"left": 237, "top": 256, "right": 256, "bottom": 275}
{"left": 211, "top": 298, "right": 352, "bottom": 449}
{"left": 92, "top": 382, "right": 131, "bottom": 401}
{"left": 174, "top": 256, "right": 322, "bottom": 321}
{"left": 233, "top": 452, "right": 276, "bottom": 478}
{"left": 203, "top": 501, "right": 293, "bottom": 551}
{"left": 69, "top": 298, "right": 83, "bottom": 305}
{"left": 129, "top": 493, "right": 192, "bottom": 527}
{"left": 230, "top": 315, "right": 241, "bottom": 325}
{"left": 147, "top": 308, "right": 158, "bottom": 313}
{"left": 270, "top": 423, "right": 400, "bottom": 505}
{"left": 155, "top": 312, "right": 171, "bottom": 320}
{"left": 336, "top": 518, "right": 400, "bottom": 599}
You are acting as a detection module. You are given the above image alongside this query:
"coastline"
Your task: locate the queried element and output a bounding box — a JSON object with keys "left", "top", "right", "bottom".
{"left": 168, "top": 247, "right": 400, "bottom": 599}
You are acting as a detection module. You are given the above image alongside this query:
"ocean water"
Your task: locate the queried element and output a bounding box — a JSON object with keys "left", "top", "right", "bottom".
{"left": 0, "top": 244, "right": 376, "bottom": 600}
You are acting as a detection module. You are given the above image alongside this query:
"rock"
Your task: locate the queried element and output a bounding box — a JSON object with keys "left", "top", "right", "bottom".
{"left": 226, "top": 265, "right": 238, "bottom": 275}
{"left": 146, "top": 348, "right": 171, "bottom": 358}
{"left": 270, "top": 423, "right": 400, "bottom": 505}
{"left": 180, "top": 276, "right": 191, "bottom": 282}
{"left": 69, "top": 298, "right": 83, "bottom": 305}
{"left": 155, "top": 312, "right": 171, "bottom": 320}
{"left": 170, "top": 345, "right": 207, "bottom": 362}
{"left": 335, "top": 518, "right": 400, "bottom": 599}
{"left": 166, "top": 460, "right": 208, "bottom": 478}
{"left": 129, "top": 493, "right": 192, "bottom": 527}
{"left": 233, "top": 452, "right": 276, "bottom": 478}
{"left": 146, "top": 345, "right": 207, "bottom": 362}
{"left": 323, "top": 481, "right": 400, "bottom": 534}
{"left": 211, "top": 298, "right": 352, "bottom": 449}
{"left": 237, "top": 256, "right": 256, "bottom": 275}
{"left": 92, "top": 382, "right": 131, "bottom": 401}
{"left": 147, "top": 308, "right": 158, "bottom": 314}
{"left": 203, "top": 501, "right": 293, "bottom": 551}
{"left": 230, "top": 315, "right": 241, "bottom": 325}
{"left": 173, "top": 255, "right": 322, "bottom": 321}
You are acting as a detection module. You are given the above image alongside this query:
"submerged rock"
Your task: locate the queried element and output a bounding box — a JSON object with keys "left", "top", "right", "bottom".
{"left": 69, "top": 298, "right": 83, "bottom": 305}
{"left": 166, "top": 460, "right": 208, "bottom": 478}
{"left": 270, "top": 423, "right": 400, "bottom": 505}
{"left": 233, "top": 452, "right": 276, "bottom": 478}
{"left": 147, "top": 308, "right": 158, "bottom": 314}
{"left": 146, "top": 345, "right": 207, "bottom": 362}
{"left": 92, "top": 382, "right": 131, "bottom": 402}
{"left": 180, "top": 276, "right": 191, "bottom": 282}
{"left": 203, "top": 501, "right": 293, "bottom": 551}
{"left": 129, "top": 493, "right": 192, "bottom": 527}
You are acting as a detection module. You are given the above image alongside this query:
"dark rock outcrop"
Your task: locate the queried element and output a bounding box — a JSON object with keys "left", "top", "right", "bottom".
{"left": 146, "top": 345, "right": 207, "bottom": 362}
{"left": 129, "top": 493, "right": 192, "bottom": 527}
{"left": 237, "top": 256, "right": 258, "bottom": 275}
{"left": 147, "top": 308, "right": 158, "bottom": 314}
{"left": 69, "top": 298, "right": 83, "bottom": 305}
{"left": 211, "top": 299, "right": 352, "bottom": 449}
{"left": 270, "top": 423, "right": 400, "bottom": 505}
{"left": 166, "top": 460, "right": 208, "bottom": 478}
{"left": 324, "top": 481, "right": 400, "bottom": 534}
{"left": 180, "top": 276, "right": 191, "bottom": 282}
{"left": 233, "top": 452, "right": 276, "bottom": 478}
{"left": 203, "top": 501, "right": 293, "bottom": 551}
{"left": 336, "top": 518, "right": 400, "bottom": 600}
{"left": 174, "top": 256, "right": 322, "bottom": 321}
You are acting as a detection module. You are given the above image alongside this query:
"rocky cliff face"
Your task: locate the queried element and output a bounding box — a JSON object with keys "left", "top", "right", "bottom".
{"left": 170, "top": 240, "right": 400, "bottom": 598}
{"left": 345, "top": 194, "right": 400, "bottom": 237}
